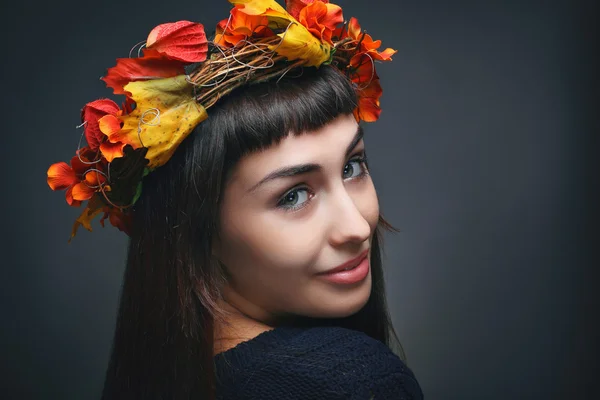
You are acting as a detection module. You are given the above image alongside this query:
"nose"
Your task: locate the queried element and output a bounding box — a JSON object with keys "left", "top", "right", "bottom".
{"left": 327, "top": 185, "right": 372, "bottom": 247}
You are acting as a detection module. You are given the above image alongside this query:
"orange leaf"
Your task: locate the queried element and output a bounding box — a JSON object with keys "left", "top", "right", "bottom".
{"left": 81, "top": 99, "right": 121, "bottom": 151}
{"left": 102, "top": 49, "right": 185, "bottom": 95}
{"left": 146, "top": 21, "right": 208, "bottom": 63}
{"left": 69, "top": 195, "right": 105, "bottom": 242}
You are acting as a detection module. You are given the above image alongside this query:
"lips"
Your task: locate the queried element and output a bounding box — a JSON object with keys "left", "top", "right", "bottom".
{"left": 319, "top": 249, "right": 369, "bottom": 275}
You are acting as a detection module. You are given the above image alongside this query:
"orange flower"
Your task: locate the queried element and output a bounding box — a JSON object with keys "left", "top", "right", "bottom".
{"left": 215, "top": 4, "right": 273, "bottom": 47}
{"left": 295, "top": 0, "right": 343, "bottom": 45}
{"left": 354, "top": 74, "right": 382, "bottom": 122}
{"left": 348, "top": 52, "right": 382, "bottom": 122}
{"left": 334, "top": 17, "right": 397, "bottom": 61}
{"left": 97, "top": 113, "right": 129, "bottom": 162}
{"left": 47, "top": 147, "right": 107, "bottom": 206}
{"left": 285, "top": 0, "right": 314, "bottom": 19}
{"left": 81, "top": 99, "right": 121, "bottom": 151}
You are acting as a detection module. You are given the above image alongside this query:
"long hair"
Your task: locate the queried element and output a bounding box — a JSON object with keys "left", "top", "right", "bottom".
{"left": 101, "top": 65, "right": 402, "bottom": 399}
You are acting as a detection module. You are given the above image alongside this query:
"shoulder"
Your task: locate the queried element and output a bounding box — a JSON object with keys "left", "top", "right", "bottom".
{"left": 295, "top": 327, "right": 423, "bottom": 399}
{"left": 215, "top": 326, "right": 423, "bottom": 400}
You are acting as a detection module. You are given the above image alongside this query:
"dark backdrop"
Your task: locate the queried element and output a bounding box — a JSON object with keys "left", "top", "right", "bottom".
{"left": 2, "top": 0, "right": 598, "bottom": 399}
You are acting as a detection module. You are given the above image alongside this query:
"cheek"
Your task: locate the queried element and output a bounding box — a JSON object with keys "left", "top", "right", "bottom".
{"left": 218, "top": 207, "right": 321, "bottom": 280}
{"left": 356, "top": 178, "right": 380, "bottom": 231}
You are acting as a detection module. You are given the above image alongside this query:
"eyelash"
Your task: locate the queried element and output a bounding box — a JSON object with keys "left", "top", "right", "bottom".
{"left": 276, "top": 154, "right": 370, "bottom": 213}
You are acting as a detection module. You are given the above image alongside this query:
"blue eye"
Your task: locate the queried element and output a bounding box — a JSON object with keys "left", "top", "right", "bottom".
{"left": 343, "top": 157, "right": 368, "bottom": 179}
{"left": 277, "top": 188, "right": 310, "bottom": 211}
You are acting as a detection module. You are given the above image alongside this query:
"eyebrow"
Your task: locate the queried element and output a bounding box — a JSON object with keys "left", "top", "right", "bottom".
{"left": 248, "top": 124, "right": 364, "bottom": 193}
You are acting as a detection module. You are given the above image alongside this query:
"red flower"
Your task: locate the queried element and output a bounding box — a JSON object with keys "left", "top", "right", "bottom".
{"left": 99, "top": 207, "right": 132, "bottom": 236}
{"left": 81, "top": 99, "right": 121, "bottom": 151}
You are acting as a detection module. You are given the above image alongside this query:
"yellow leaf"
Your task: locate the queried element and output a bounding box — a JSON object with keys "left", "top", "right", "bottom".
{"left": 120, "top": 75, "right": 208, "bottom": 168}
{"left": 229, "top": 0, "right": 330, "bottom": 66}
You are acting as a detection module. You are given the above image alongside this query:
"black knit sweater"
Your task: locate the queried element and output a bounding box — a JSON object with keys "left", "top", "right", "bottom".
{"left": 214, "top": 326, "right": 424, "bottom": 399}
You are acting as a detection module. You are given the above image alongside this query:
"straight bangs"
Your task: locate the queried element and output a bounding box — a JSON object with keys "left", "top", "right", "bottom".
{"left": 200, "top": 65, "right": 359, "bottom": 164}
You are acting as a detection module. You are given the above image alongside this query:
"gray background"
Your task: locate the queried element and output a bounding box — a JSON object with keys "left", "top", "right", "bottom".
{"left": 2, "top": 0, "right": 598, "bottom": 399}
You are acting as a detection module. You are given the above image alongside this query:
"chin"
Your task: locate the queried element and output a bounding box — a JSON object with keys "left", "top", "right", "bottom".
{"left": 307, "top": 273, "right": 373, "bottom": 318}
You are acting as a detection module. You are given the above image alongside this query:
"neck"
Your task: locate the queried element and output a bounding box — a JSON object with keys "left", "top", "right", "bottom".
{"left": 213, "top": 290, "right": 275, "bottom": 356}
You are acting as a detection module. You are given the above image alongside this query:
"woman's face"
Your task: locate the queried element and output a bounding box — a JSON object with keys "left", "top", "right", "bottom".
{"left": 214, "top": 113, "right": 379, "bottom": 323}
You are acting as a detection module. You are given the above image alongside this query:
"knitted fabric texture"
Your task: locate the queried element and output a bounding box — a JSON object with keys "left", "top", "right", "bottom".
{"left": 214, "top": 326, "right": 424, "bottom": 400}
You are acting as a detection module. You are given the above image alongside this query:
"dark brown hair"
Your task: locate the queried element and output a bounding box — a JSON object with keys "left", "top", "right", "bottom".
{"left": 101, "top": 65, "right": 401, "bottom": 399}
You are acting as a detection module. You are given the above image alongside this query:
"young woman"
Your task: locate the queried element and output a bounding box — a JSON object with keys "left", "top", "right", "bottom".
{"left": 47, "top": 1, "right": 423, "bottom": 398}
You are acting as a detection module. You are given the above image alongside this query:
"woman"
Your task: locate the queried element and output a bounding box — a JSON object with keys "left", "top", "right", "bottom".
{"left": 47, "top": 1, "right": 423, "bottom": 398}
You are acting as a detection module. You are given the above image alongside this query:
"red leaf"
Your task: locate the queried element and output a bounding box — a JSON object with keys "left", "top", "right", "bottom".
{"left": 101, "top": 49, "right": 185, "bottom": 95}
{"left": 146, "top": 21, "right": 208, "bottom": 63}
{"left": 81, "top": 99, "right": 120, "bottom": 151}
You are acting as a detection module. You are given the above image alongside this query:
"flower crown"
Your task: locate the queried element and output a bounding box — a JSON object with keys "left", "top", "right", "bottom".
{"left": 46, "top": 0, "right": 397, "bottom": 241}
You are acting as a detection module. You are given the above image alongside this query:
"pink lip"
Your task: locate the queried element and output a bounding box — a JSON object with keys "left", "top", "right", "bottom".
{"left": 317, "top": 249, "right": 370, "bottom": 285}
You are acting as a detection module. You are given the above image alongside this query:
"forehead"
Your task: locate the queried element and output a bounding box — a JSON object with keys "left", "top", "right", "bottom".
{"left": 230, "top": 114, "right": 359, "bottom": 185}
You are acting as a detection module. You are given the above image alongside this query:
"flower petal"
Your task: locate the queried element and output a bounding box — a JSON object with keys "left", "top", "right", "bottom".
{"left": 298, "top": 1, "right": 342, "bottom": 44}
{"left": 65, "top": 185, "right": 82, "bottom": 207}
{"left": 371, "top": 47, "right": 397, "bottom": 61}
{"left": 84, "top": 170, "right": 106, "bottom": 186}
{"left": 347, "top": 16, "right": 361, "bottom": 39}
{"left": 71, "top": 181, "right": 96, "bottom": 201}
{"left": 101, "top": 49, "right": 186, "bottom": 95}
{"left": 99, "top": 141, "right": 127, "bottom": 162}
{"left": 285, "top": 0, "right": 327, "bottom": 20}
{"left": 98, "top": 114, "right": 122, "bottom": 138}
{"left": 216, "top": 5, "right": 273, "bottom": 47}
{"left": 81, "top": 99, "right": 121, "bottom": 151}
{"left": 47, "top": 162, "right": 77, "bottom": 190}
{"left": 146, "top": 21, "right": 208, "bottom": 63}
{"left": 355, "top": 76, "right": 382, "bottom": 122}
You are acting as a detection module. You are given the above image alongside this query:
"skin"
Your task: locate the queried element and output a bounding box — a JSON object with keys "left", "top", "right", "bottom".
{"left": 213, "top": 113, "right": 380, "bottom": 353}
